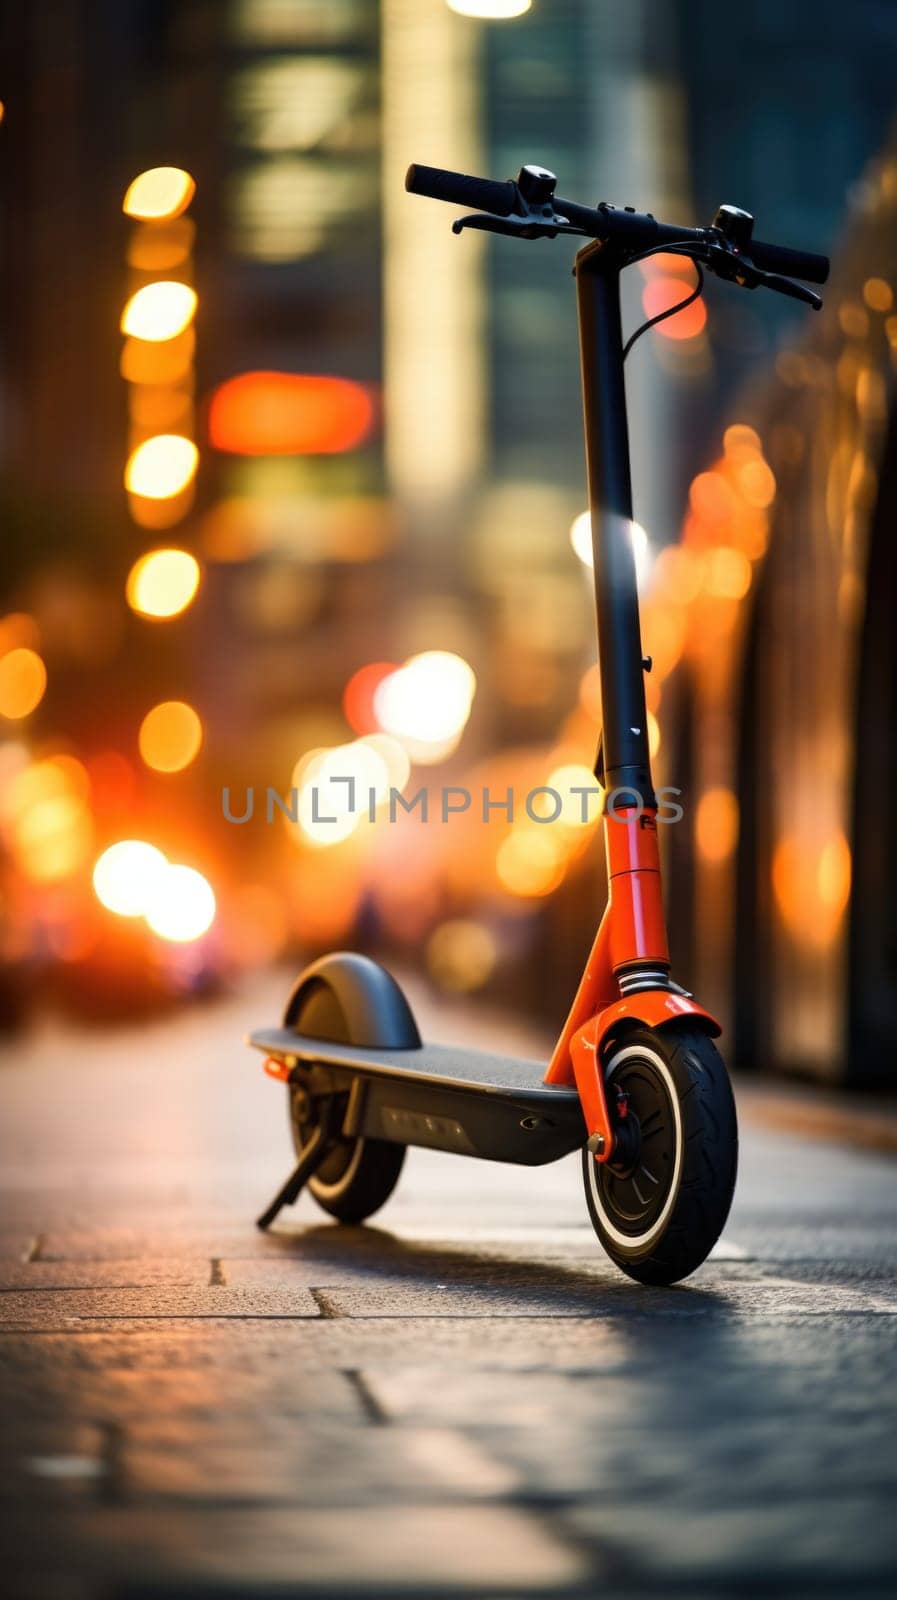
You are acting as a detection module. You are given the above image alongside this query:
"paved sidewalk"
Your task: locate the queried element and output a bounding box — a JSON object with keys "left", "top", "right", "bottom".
{"left": 1, "top": 971, "right": 896, "bottom": 1597}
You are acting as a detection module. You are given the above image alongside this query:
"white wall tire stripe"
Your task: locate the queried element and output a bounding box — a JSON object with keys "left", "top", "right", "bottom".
{"left": 309, "top": 1137, "right": 367, "bottom": 1201}
{"left": 586, "top": 1041, "right": 683, "bottom": 1252}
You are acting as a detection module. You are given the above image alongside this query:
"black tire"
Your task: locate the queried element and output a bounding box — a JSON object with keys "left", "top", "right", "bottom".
{"left": 583, "top": 1023, "right": 737, "bottom": 1285}
{"left": 287, "top": 969, "right": 406, "bottom": 1224}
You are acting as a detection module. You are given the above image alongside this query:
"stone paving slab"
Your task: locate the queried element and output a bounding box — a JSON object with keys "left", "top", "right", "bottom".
{"left": 0, "top": 1285, "right": 321, "bottom": 1328}
{"left": 718, "top": 1224, "right": 897, "bottom": 1266}
{"left": 22, "top": 1227, "right": 309, "bottom": 1262}
{"left": 300, "top": 1275, "right": 897, "bottom": 1318}
{"left": 0, "top": 1258, "right": 211, "bottom": 1291}
{"left": 219, "top": 1233, "right": 748, "bottom": 1289}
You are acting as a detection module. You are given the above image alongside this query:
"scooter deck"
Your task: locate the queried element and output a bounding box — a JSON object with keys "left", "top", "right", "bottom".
{"left": 248, "top": 1028, "right": 585, "bottom": 1166}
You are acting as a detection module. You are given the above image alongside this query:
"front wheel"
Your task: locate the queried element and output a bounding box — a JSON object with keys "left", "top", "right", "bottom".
{"left": 583, "top": 1023, "right": 737, "bottom": 1286}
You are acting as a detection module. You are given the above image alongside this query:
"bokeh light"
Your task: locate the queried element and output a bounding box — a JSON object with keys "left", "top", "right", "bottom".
{"left": 126, "top": 549, "right": 201, "bottom": 618}
{"left": 3, "top": 757, "right": 93, "bottom": 884}
{"left": 818, "top": 832, "right": 852, "bottom": 914}
{"left": 569, "top": 509, "right": 593, "bottom": 565}
{"left": 145, "top": 863, "right": 216, "bottom": 942}
{"left": 93, "top": 841, "right": 168, "bottom": 917}
{"left": 361, "top": 733, "right": 411, "bottom": 794}
{"left": 696, "top": 787, "right": 740, "bottom": 863}
{"left": 446, "top": 1, "right": 532, "bottom": 15}
{"left": 570, "top": 512, "right": 652, "bottom": 587}
{"left": 15, "top": 794, "right": 93, "bottom": 883}
{"left": 291, "top": 739, "right": 393, "bottom": 845}
{"left": 545, "top": 763, "right": 601, "bottom": 827}
{"left": 647, "top": 711, "right": 661, "bottom": 760}
{"left": 121, "top": 329, "right": 195, "bottom": 386}
{"left": 723, "top": 423, "right": 763, "bottom": 459}
{"left": 2, "top": 756, "right": 86, "bottom": 822}
{"left": 641, "top": 274, "right": 708, "bottom": 340}
{"left": 127, "top": 219, "right": 195, "bottom": 273}
{"left": 138, "top": 701, "right": 203, "bottom": 773}
{"left": 0, "top": 647, "right": 47, "bottom": 719}
{"left": 343, "top": 661, "right": 398, "bottom": 734}
{"left": 208, "top": 371, "right": 374, "bottom": 455}
{"left": 123, "top": 166, "right": 196, "bottom": 220}
{"left": 737, "top": 457, "right": 776, "bottom": 508}
{"left": 129, "top": 381, "right": 193, "bottom": 434}
{"left": 121, "top": 282, "right": 197, "bottom": 341}
{"left": 704, "top": 546, "right": 753, "bottom": 599}
{"left": 496, "top": 828, "right": 565, "bottom": 898}
{"left": 125, "top": 435, "right": 198, "bottom": 499}
{"left": 863, "top": 276, "right": 893, "bottom": 312}
{"left": 374, "top": 651, "right": 476, "bottom": 761}
{"left": 427, "top": 919, "right": 497, "bottom": 992}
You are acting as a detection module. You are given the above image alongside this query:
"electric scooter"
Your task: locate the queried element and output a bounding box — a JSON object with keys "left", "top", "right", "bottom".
{"left": 250, "top": 161, "right": 829, "bottom": 1285}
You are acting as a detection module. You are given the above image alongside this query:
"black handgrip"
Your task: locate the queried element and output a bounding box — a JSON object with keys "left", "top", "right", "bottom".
{"left": 748, "top": 238, "right": 829, "bottom": 284}
{"left": 405, "top": 163, "right": 518, "bottom": 219}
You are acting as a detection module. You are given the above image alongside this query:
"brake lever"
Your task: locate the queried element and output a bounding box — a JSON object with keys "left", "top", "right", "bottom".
{"left": 702, "top": 240, "right": 822, "bottom": 309}
{"left": 755, "top": 271, "right": 822, "bottom": 310}
{"left": 452, "top": 210, "right": 589, "bottom": 242}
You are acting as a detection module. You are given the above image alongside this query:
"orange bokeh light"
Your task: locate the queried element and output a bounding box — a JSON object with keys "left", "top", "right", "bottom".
{"left": 0, "top": 647, "right": 47, "bottom": 719}
{"left": 343, "top": 662, "right": 398, "bottom": 735}
{"left": 772, "top": 832, "right": 852, "bottom": 949}
{"left": 640, "top": 251, "right": 698, "bottom": 281}
{"left": 641, "top": 275, "right": 708, "bottom": 341}
{"left": 696, "top": 787, "right": 740, "bottom": 864}
{"left": 496, "top": 829, "right": 566, "bottom": 899}
{"left": 208, "top": 371, "right": 374, "bottom": 456}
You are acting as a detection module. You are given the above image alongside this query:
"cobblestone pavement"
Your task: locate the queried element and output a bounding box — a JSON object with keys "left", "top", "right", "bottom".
{"left": 1, "top": 971, "right": 896, "bottom": 1598}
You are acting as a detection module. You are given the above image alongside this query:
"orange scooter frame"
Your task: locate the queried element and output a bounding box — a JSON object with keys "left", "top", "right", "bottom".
{"left": 544, "top": 805, "right": 719, "bottom": 1163}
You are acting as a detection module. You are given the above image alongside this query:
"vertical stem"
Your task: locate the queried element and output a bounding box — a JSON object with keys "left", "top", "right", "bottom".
{"left": 575, "top": 242, "right": 654, "bottom": 806}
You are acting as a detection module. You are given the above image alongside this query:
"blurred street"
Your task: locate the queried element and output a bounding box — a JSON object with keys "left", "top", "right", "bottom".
{"left": 1, "top": 978, "right": 896, "bottom": 1599}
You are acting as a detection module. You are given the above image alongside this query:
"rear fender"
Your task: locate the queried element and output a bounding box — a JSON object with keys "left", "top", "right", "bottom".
{"left": 263, "top": 953, "right": 421, "bottom": 1083}
{"left": 282, "top": 952, "right": 421, "bottom": 1046}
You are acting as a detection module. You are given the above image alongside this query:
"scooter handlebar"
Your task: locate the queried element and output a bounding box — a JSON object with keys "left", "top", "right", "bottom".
{"left": 406, "top": 161, "right": 830, "bottom": 285}
{"left": 744, "top": 238, "right": 829, "bottom": 285}
{"left": 405, "top": 162, "right": 519, "bottom": 218}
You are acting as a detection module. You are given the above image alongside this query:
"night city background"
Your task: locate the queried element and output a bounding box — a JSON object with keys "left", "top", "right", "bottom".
{"left": 1, "top": 6, "right": 897, "bottom": 1596}
{"left": 2, "top": 0, "right": 896, "bottom": 1084}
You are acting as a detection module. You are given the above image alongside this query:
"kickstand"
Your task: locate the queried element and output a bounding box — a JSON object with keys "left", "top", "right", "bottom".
{"left": 256, "top": 1098, "right": 335, "bottom": 1231}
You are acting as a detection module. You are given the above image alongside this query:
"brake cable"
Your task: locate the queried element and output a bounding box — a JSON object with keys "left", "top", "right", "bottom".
{"left": 622, "top": 244, "right": 706, "bottom": 363}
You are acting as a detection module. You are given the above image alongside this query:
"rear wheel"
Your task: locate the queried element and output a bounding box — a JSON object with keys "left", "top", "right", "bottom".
{"left": 583, "top": 1023, "right": 737, "bottom": 1285}
{"left": 287, "top": 970, "right": 406, "bottom": 1224}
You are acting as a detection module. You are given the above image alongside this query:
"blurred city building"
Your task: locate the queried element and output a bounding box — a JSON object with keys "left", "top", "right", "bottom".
{"left": 680, "top": 141, "right": 897, "bottom": 1087}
